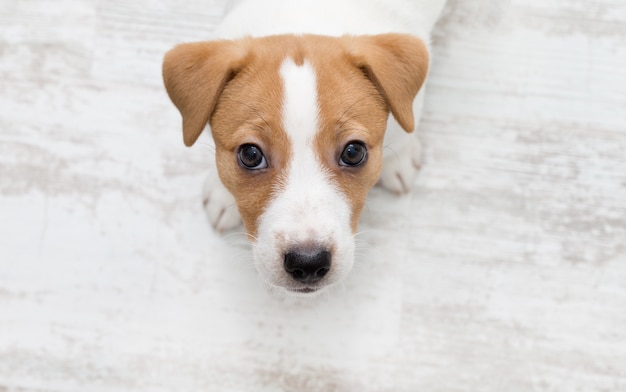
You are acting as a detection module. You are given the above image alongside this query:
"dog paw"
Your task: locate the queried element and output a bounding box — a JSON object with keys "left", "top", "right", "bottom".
{"left": 202, "top": 171, "right": 242, "bottom": 232}
{"left": 378, "top": 137, "right": 423, "bottom": 195}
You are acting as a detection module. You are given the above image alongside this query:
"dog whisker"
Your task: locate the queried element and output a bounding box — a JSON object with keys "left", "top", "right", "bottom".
{"left": 352, "top": 229, "right": 372, "bottom": 238}
{"left": 222, "top": 230, "right": 252, "bottom": 240}
{"left": 196, "top": 140, "right": 216, "bottom": 153}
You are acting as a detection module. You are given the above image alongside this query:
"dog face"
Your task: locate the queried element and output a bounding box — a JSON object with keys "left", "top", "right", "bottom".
{"left": 163, "top": 34, "right": 428, "bottom": 294}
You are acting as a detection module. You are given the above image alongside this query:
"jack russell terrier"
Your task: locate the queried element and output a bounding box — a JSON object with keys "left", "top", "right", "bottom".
{"left": 163, "top": 0, "right": 447, "bottom": 295}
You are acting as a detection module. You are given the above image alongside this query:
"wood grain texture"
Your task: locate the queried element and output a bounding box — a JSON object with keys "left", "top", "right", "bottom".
{"left": 1, "top": 0, "right": 625, "bottom": 391}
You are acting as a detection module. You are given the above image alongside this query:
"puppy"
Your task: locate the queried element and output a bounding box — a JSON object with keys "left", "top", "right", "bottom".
{"left": 163, "top": 0, "right": 447, "bottom": 295}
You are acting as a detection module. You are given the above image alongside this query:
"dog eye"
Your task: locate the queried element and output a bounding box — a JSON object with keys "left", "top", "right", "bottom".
{"left": 238, "top": 144, "right": 267, "bottom": 170}
{"left": 339, "top": 141, "right": 367, "bottom": 167}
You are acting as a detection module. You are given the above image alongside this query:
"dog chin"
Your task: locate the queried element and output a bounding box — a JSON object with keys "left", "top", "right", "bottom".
{"left": 272, "top": 283, "right": 334, "bottom": 298}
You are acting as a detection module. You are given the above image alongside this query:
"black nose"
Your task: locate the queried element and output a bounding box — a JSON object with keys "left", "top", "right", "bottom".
{"left": 284, "top": 249, "right": 331, "bottom": 284}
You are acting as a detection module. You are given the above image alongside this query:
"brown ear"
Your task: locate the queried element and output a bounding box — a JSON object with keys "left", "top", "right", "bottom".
{"left": 162, "top": 40, "right": 249, "bottom": 146}
{"left": 344, "top": 34, "right": 429, "bottom": 133}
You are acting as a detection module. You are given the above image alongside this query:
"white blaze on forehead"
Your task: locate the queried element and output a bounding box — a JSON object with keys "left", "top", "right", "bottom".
{"left": 280, "top": 58, "right": 319, "bottom": 143}
{"left": 275, "top": 57, "right": 349, "bottom": 231}
{"left": 252, "top": 57, "right": 354, "bottom": 287}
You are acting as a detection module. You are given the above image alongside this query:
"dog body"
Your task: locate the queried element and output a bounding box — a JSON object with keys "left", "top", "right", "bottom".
{"left": 218, "top": 0, "right": 445, "bottom": 39}
{"left": 163, "top": 0, "right": 446, "bottom": 295}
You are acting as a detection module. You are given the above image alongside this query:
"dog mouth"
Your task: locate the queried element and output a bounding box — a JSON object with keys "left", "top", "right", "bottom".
{"left": 287, "top": 286, "right": 320, "bottom": 294}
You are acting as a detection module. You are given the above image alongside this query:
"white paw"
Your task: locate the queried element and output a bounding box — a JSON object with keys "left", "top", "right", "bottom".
{"left": 378, "top": 136, "right": 423, "bottom": 194}
{"left": 202, "top": 171, "right": 242, "bottom": 232}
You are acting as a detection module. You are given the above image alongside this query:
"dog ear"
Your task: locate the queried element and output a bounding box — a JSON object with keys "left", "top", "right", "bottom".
{"left": 163, "top": 40, "right": 249, "bottom": 146}
{"left": 344, "top": 34, "right": 429, "bottom": 133}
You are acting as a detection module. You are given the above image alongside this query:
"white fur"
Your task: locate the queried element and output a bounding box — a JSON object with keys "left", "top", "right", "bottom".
{"left": 379, "top": 91, "right": 426, "bottom": 194}
{"left": 254, "top": 59, "right": 354, "bottom": 292}
{"left": 202, "top": 169, "right": 240, "bottom": 232}
{"left": 219, "top": 0, "right": 446, "bottom": 40}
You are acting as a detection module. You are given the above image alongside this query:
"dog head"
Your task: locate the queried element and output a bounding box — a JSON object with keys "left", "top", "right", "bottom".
{"left": 163, "top": 34, "right": 428, "bottom": 295}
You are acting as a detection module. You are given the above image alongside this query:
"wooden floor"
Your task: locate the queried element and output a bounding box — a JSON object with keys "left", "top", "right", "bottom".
{"left": 1, "top": 0, "right": 625, "bottom": 390}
